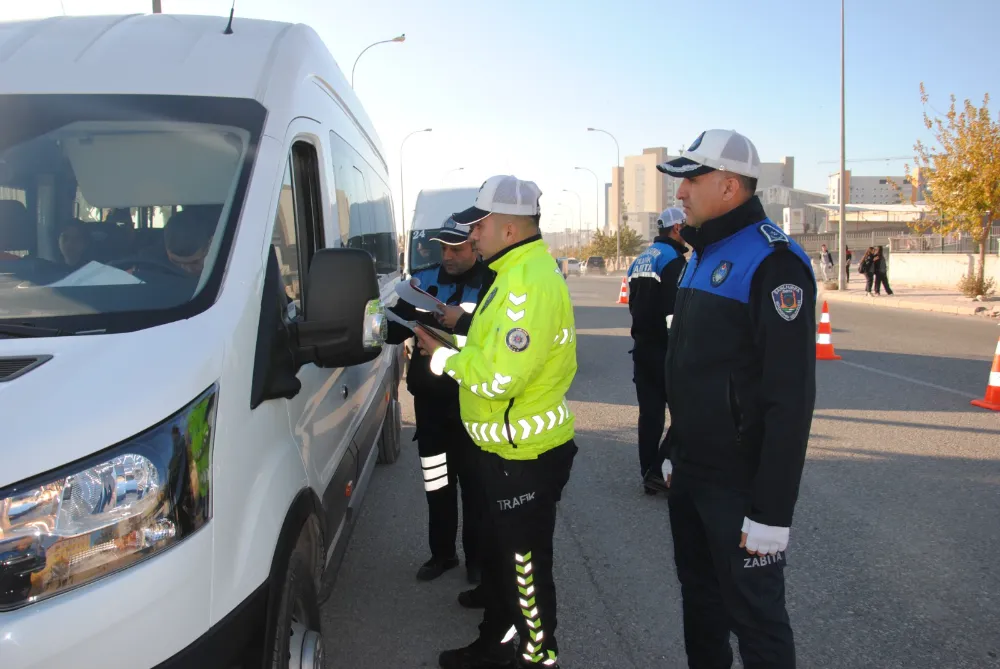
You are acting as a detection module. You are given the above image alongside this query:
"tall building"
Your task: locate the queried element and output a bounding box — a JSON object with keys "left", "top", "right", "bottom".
{"left": 757, "top": 185, "right": 828, "bottom": 234}
{"left": 609, "top": 148, "right": 796, "bottom": 240}
{"left": 828, "top": 169, "right": 926, "bottom": 205}
{"left": 604, "top": 182, "right": 611, "bottom": 232}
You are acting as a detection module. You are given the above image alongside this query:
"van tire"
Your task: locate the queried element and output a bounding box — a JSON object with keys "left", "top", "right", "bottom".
{"left": 271, "top": 526, "right": 324, "bottom": 669}
{"left": 377, "top": 383, "right": 402, "bottom": 465}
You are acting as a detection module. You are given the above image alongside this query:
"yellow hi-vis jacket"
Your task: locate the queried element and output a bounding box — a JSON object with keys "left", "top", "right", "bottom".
{"left": 430, "top": 237, "right": 577, "bottom": 460}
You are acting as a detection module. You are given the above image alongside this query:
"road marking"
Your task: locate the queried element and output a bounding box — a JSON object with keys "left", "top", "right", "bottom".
{"left": 839, "top": 360, "right": 978, "bottom": 399}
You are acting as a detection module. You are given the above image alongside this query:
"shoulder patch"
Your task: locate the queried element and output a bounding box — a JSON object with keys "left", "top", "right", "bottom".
{"left": 505, "top": 327, "right": 530, "bottom": 352}
{"left": 710, "top": 260, "right": 732, "bottom": 287}
{"left": 481, "top": 287, "right": 498, "bottom": 311}
{"left": 759, "top": 223, "right": 788, "bottom": 246}
{"left": 771, "top": 283, "right": 804, "bottom": 321}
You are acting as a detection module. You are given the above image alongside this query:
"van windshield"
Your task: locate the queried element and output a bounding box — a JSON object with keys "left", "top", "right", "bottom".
{"left": 0, "top": 95, "right": 264, "bottom": 334}
{"left": 409, "top": 229, "right": 443, "bottom": 273}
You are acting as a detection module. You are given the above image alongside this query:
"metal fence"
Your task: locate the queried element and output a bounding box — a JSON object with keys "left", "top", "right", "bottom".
{"left": 888, "top": 227, "right": 1000, "bottom": 254}
{"left": 789, "top": 229, "right": 901, "bottom": 255}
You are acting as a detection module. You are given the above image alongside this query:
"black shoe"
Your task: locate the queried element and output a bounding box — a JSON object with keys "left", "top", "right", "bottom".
{"left": 438, "top": 638, "right": 516, "bottom": 669}
{"left": 642, "top": 470, "right": 669, "bottom": 495}
{"left": 458, "top": 586, "right": 486, "bottom": 609}
{"left": 466, "top": 564, "right": 482, "bottom": 585}
{"left": 417, "top": 556, "right": 459, "bottom": 581}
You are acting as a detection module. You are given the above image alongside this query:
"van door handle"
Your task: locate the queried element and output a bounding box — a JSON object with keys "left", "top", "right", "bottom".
{"left": 341, "top": 385, "right": 349, "bottom": 400}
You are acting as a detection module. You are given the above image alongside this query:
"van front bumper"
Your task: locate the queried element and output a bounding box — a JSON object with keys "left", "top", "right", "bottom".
{"left": 0, "top": 528, "right": 263, "bottom": 669}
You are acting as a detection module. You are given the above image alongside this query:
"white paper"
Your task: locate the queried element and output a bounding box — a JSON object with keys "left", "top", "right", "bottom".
{"left": 47, "top": 260, "right": 144, "bottom": 287}
{"left": 394, "top": 277, "right": 445, "bottom": 313}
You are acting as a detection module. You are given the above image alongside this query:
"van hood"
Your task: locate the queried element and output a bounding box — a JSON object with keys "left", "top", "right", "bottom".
{"left": 0, "top": 319, "right": 224, "bottom": 489}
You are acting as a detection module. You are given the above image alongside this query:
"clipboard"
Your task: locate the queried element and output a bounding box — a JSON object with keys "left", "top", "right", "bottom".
{"left": 386, "top": 309, "right": 460, "bottom": 351}
{"left": 414, "top": 322, "right": 460, "bottom": 351}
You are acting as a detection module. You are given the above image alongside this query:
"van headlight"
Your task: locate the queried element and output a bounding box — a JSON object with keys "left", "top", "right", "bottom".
{"left": 0, "top": 386, "right": 216, "bottom": 611}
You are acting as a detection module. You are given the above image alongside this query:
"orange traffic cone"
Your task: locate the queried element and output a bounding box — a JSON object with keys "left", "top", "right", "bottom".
{"left": 616, "top": 277, "right": 629, "bottom": 305}
{"left": 816, "top": 301, "right": 841, "bottom": 360}
{"left": 971, "top": 336, "right": 1000, "bottom": 411}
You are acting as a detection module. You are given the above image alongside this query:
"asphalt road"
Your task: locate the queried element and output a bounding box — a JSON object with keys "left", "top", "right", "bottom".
{"left": 323, "top": 275, "right": 1000, "bottom": 669}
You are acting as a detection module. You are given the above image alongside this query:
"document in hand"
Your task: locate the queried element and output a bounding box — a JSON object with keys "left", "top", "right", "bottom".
{"left": 394, "top": 277, "right": 445, "bottom": 313}
{"left": 386, "top": 309, "right": 459, "bottom": 351}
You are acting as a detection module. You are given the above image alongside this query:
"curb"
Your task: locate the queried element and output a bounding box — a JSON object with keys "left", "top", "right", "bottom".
{"left": 819, "top": 289, "right": 998, "bottom": 317}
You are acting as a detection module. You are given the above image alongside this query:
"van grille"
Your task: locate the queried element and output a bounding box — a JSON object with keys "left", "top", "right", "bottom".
{"left": 0, "top": 356, "right": 51, "bottom": 382}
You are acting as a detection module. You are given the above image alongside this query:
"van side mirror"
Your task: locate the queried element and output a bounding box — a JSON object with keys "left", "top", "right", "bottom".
{"left": 294, "top": 248, "right": 387, "bottom": 368}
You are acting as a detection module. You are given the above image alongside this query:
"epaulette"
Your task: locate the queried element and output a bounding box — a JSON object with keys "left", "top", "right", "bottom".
{"left": 758, "top": 223, "right": 789, "bottom": 247}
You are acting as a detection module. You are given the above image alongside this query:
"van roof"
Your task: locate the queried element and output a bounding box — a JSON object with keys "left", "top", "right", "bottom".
{"left": 410, "top": 187, "right": 478, "bottom": 231}
{"left": 0, "top": 13, "right": 384, "bottom": 159}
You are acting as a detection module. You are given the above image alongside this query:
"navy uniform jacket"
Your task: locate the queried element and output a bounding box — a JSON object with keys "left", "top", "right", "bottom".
{"left": 665, "top": 196, "right": 816, "bottom": 528}
{"left": 387, "top": 261, "right": 485, "bottom": 399}
{"left": 626, "top": 235, "right": 688, "bottom": 348}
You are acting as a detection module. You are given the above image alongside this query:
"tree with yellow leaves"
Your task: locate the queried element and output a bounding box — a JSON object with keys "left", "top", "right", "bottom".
{"left": 903, "top": 83, "right": 999, "bottom": 295}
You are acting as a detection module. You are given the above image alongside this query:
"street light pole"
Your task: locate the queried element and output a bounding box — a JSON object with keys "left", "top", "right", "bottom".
{"left": 441, "top": 167, "right": 465, "bottom": 186}
{"left": 152, "top": 0, "right": 162, "bottom": 12}
{"left": 399, "top": 128, "right": 432, "bottom": 233}
{"left": 351, "top": 34, "right": 405, "bottom": 88}
{"left": 838, "top": 0, "right": 847, "bottom": 290}
{"left": 587, "top": 128, "right": 621, "bottom": 269}
{"left": 562, "top": 189, "right": 583, "bottom": 249}
{"left": 574, "top": 166, "right": 600, "bottom": 247}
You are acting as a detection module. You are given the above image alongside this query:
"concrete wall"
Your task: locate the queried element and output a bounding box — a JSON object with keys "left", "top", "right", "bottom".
{"left": 889, "top": 253, "right": 1000, "bottom": 289}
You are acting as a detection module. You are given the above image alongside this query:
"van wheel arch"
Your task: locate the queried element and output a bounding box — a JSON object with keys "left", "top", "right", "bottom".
{"left": 260, "top": 490, "right": 326, "bottom": 666}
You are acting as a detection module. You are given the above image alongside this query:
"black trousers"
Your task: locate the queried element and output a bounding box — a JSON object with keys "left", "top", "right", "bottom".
{"left": 874, "top": 272, "right": 893, "bottom": 295}
{"left": 413, "top": 395, "right": 483, "bottom": 566}
{"left": 667, "top": 473, "right": 795, "bottom": 669}
{"left": 475, "top": 441, "right": 577, "bottom": 665}
{"left": 632, "top": 344, "right": 668, "bottom": 477}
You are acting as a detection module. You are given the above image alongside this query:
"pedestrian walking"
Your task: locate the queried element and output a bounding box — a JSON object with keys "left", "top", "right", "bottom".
{"left": 859, "top": 247, "right": 876, "bottom": 295}
{"left": 386, "top": 219, "right": 487, "bottom": 583}
{"left": 626, "top": 206, "right": 688, "bottom": 495}
{"left": 819, "top": 243, "right": 834, "bottom": 281}
{"left": 414, "top": 175, "right": 578, "bottom": 669}
{"left": 657, "top": 129, "right": 817, "bottom": 669}
{"left": 872, "top": 245, "right": 894, "bottom": 295}
{"left": 845, "top": 246, "right": 853, "bottom": 283}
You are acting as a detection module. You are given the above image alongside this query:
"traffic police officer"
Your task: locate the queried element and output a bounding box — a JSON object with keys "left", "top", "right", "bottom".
{"left": 626, "top": 206, "right": 688, "bottom": 495}
{"left": 415, "top": 175, "right": 577, "bottom": 669}
{"left": 386, "top": 218, "right": 486, "bottom": 584}
{"left": 657, "top": 129, "right": 816, "bottom": 669}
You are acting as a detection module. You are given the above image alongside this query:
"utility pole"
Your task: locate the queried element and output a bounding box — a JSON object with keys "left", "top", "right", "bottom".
{"left": 838, "top": 0, "right": 847, "bottom": 290}
{"left": 153, "top": 0, "right": 162, "bottom": 13}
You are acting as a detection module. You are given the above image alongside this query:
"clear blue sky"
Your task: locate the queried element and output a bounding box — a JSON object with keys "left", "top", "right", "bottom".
{"left": 5, "top": 0, "right": 998, "bottom": 233}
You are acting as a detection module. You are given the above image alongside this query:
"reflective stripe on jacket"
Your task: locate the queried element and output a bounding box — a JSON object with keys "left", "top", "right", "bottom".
{"left": 430, "top": 236, "right": 577, "bottom": 460}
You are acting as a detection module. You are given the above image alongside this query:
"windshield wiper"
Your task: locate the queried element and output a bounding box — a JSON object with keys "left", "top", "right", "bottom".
{"left": 0, "top": 321, "right": 106, "bottom": 338}
{"left": 0, "top": 323, "right": 67, "bottom": 338}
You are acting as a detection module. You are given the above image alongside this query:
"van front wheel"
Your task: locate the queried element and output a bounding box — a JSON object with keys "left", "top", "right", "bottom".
{"left": 377, "top": 383, "right": 402, "bottom": 465}
{"left": 271, "top": 533, "right": 325, "bottom": 669}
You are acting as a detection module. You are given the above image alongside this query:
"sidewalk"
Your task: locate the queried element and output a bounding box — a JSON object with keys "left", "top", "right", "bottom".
{"left": 819, "top": 282, "right": 1000, "bottom": 318}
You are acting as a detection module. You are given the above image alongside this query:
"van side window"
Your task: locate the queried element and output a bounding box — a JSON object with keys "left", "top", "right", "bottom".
{"left": 270, "top": 141, "right": 324, "bottom": 319}
{"left": 328, "top": 131, "right": 398, "bottom": 276}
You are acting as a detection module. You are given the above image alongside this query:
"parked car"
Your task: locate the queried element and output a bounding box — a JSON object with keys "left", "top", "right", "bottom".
{"left": 584, "top": 255, "right": 607, "bottom": 275}
{"left": 555, "top": 257, "right": 581, "bottom": 278}
{"left": 0, "top": 13, "right": 403, "bottom": 669}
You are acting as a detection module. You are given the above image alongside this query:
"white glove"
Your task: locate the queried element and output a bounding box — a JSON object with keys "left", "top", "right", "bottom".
{"left": 741, "top": 517, "right": 789, "bottom": 555}
{"left": 661, "top": 460, "right": 672, "bottom": 486}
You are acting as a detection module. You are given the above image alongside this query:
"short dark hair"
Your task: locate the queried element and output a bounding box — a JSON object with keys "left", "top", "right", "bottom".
{"left": 165, "top": 206, "right": 218, "bottom": 256}
{"left": 738, "top": 174, "right": 758, "bottom": 194}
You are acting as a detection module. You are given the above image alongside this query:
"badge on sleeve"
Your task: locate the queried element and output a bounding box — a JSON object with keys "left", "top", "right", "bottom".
{"left": 710, "top": 260, "right": 733, "bottom": 287}
{"left": 505, "top": 328, "right": 530, "bottom": 352}
{"left": 771, "top": 284, "right": 804, "bottom": 321}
